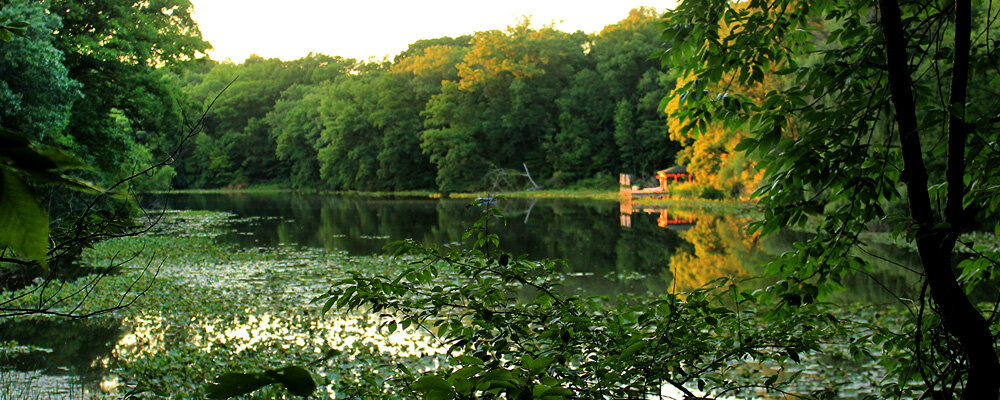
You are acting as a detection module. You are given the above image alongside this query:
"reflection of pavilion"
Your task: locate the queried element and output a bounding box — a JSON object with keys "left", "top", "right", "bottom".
{"left": 618, "top": 167, "right": 694, "bottom": 199}
{"left": 619, "top": 195, "right": 696, "bottom": 230}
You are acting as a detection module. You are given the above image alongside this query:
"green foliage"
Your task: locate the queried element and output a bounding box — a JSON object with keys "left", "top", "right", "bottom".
{"left": 421, "top": 21, "right": 588, "bottom": 190}
{"left": 178, "top": 54, "right": 356, "bottom": 188}
{"left": 317, "top": 71, "right": 384, "bottom": 190}
{"left": 44, "top": 0, "right": 209, "bottom": 179}
{"left": 169, "top": 10, "right": 683, "bottom": 192}
{"left": 310, "top": 201, "right": 850, "bottom": 399}
{"left": 0, "top": 0, "right": 223, "bottom": 324}
{"left": 268, "top": 84, "right": 326, "bottom": 188}
{"left": 0, "top": 167, "right": 48, "bottom": 265}
{"left": 0, "top": 128, "right": 103, "bottom": 266}
{"left": 560, "top": 172, "right": 617, "bottom": 190}
{"left": 548, "top": 8, "right": 680, "bottom": 182}
{"left": 0, "top": 1, "right": 81, "bottom": 148}
{"left": 0, "top": 1, "right": 211, "bottom": 276}
{"left": 0, "top": 16, "right": 28, "bottom": 41}
{"left": 662, "top": 0, "right": 1000, "bottom": 396}
{"left": 669, "top": 182, "right": 725, "bottom": 200}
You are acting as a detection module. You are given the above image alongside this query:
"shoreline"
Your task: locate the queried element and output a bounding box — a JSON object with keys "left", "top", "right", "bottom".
{"left": 148, "top": 187, "right": 755, "bottom": 208}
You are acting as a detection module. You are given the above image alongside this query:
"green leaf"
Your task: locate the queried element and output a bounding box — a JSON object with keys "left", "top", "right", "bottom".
{"left": 787, "top": 349, "right": 800, "bottom": 363}
{"left": 0, "top": 128, "right": 32, "bottom": 149}
{"left": 524, "top": 356, "right": 555, "bottom": 374}
{"left": 27, "top": 170, "right": 105, "bottom": 195}
{"left": 0, "top": 142, "right": 60, "bottom": 171}
{"left": 453, "top": 355, "right": 485, "bottom": 365}
{"left": 36, "top": 149, "right": 90, "bottom": 170}
{"left": 734, "top": 138, "right": 758, "bottom": 152}
{"left": 411, "top": 375, "right": 450, "bottom": 390}
{"left": 540, "top": 386, "right": 574, "bottom": 397}
{"left": 0, "top": 167, "right": 49, "bottom": 266}
{"left": 450, "top": 365, "right": 483, "bottom": 380}
{"left": 267, "top": 366, "right": 316, "bottom": 397}
{"left": 0, "top": 129, "right": 105, "bottom": 195}
{"left": 205, "top": 372, "right": 275, "bottom": 399}
{"left": 478, "top": 369, "right": 514, "bottom": 384}
{"left": 620, "top": 341, "right": 646, "bottom": 358}
{"left": 410, "top": 375, "right": 455, "bottom": 400}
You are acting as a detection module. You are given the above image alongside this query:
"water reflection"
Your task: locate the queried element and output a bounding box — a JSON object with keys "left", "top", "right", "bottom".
{"left": 0, "top": 193, "right": 930, "bottom": 397}
{"left": 114, "top": 312, "right": 444, "bottom": 366}
{"left": 150, "top": 193, "right": 923, "bottom": 302}
{"left": 154, "top": 194, "right": 691, "bottom": 288}
{"left": 618, "top": 196, "right": 697, "bottom": 229}
{"left": 107, "top": 311, "right": 446, "bottom": 397}
{"left": 0, "top": 317, "right": 124, "bottom": 396}
{"left": 668, "top": 215, "right": 763, "bottom": 292}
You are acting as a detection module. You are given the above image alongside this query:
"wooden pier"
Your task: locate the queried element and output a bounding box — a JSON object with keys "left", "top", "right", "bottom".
{"left": 617, "top": 169, "right": 696, "bottom": 229}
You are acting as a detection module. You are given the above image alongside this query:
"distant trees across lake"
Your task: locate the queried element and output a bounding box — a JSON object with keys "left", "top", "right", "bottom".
{"left": 172, "top": 8, "right": 681, "bottom": 192}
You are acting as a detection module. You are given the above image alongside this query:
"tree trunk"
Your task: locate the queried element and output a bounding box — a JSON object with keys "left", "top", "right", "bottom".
{"left": 877, "top": 0, "right": 1000, "bottom": 397}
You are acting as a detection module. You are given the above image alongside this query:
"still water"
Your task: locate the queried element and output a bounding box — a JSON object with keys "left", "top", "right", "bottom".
{"left": 160, "top": 193, "right": 688, "bottom": 273}
{"left": 152, "top": 193, "right": 922, "bottom": 298}
{"left": 0, "top": 193, "right": 922, "bottom": 398}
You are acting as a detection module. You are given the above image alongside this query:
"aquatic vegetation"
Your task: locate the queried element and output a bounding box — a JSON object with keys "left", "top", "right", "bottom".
{"left": 0, "top": 201, "right": 933, "bottom": 398}
{"left": 2, "top": 210, "right": 452, "bottom": 398}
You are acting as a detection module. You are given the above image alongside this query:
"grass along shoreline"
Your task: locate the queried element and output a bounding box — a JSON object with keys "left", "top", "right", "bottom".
{"left": 149, "top": 186, "right": 758, "bottom": 209}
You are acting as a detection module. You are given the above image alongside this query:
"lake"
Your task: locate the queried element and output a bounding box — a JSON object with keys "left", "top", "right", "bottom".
{"left": 152, "top": 193, "right": 924, "bottom": 300}
{"left": 0, "top": 193, "right": 924, "bottom": 398}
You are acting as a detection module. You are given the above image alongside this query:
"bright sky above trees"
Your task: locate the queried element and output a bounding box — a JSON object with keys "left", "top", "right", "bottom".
{"left": 190, "top": 0, "right": 677, "bottom": 62}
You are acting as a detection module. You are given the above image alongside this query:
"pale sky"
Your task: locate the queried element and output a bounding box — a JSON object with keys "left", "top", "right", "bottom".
{"left": 190, "top": 0, "right": 678, "bottom": 63}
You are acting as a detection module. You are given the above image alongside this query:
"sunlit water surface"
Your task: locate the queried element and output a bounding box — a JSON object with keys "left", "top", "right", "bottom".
{"left": 0, "top": 193, "right": 925, "bottom": 398}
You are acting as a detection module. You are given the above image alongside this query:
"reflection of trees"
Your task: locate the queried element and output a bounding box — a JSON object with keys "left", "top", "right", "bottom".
{"left": 668, "top": 216, "right": 932, "bottom": 303}
{"left": 668, "top": 215, "right": 763, "bottom": 292}
{"left": 0, "top": 317, "right": 124, "bottom": 385}
{"left": 160, "top": 194, "right": 695, "bottom": 295}
{"left": 157, "top": 194, "right": 937, "bottom": 302}
{"left": 160, "top": 195, "right": 786, "bottom": 296}
{"left": 156, "top": 193, "right": 945, "bottom": 305}
{"left": 829, "top": 243, "right": 924, "bottom": 304}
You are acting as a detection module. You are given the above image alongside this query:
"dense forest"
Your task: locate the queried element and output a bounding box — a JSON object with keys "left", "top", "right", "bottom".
{"left": 171, "top": 9, "right": 680, "bottom": 192}
{"left": 1, "top": 0, "right": 207, "bottom": 183}
{"left": 0, "top": 1, "right": 764, "bottom": 196}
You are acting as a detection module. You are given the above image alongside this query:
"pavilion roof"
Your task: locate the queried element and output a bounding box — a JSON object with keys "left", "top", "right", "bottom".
{"left": 657, "top": 165, "right": 689, "bottom": 175}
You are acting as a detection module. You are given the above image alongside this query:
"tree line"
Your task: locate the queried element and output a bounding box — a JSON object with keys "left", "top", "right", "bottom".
{"left": 1, "top": 0, "right": 208, "bottom": 191}
{"left": 2, "top": 2, "right": 760, "bottom": 196}
{"left": 173, "top": 8, "right": 680, "bottom": 192}
{"left": 1, "top": 0, "right": 211, "bottom": 280}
